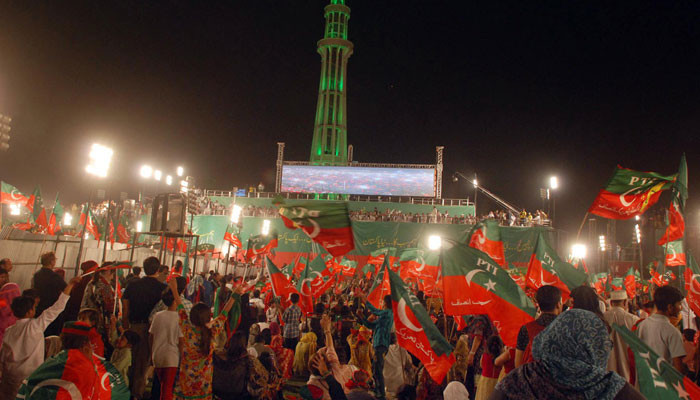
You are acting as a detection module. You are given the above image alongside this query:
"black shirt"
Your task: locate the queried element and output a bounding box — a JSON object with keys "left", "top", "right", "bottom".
{"left": 33, "top": 267, "right": 67, "bottom": 316}
{"left": 516, "top": 312, "right": 558, "bottom": 351}
{"left": 122, "top": 276, "right": 166, "bottom": 323}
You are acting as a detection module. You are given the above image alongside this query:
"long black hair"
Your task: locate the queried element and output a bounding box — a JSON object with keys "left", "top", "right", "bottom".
{"left": 190, "top": 303, "right": 214, "bottom": 355}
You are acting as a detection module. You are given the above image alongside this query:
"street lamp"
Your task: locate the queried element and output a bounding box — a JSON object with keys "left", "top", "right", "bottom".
{"left": 165, "top": 175, "right": 173, "bottom": 186}
{"left": 262, "top": 219, "right": 271, "bottom": 236}
{"left": 85, "top": 144, "right": 113, "bottom": 178}
{"left": 177, "top": 166, "right": 184, "bottom": 177}
{"left": 428, "top": 235, "right": 442, "bottom": 250}
{"left": 231, "top": 204, "right": 242, "bottom": 224}
{"left": 140, "top": 165, "right": 153, "bottom": 179}
{"left": 572, "top": 244, "right": 587, "bottom": 259}
{"left": 154, "top": 170, "right": 162, "bottom": 181}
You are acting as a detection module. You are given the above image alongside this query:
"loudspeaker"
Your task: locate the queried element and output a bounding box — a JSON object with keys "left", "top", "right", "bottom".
{"left": 150, "top": 193, "right": 186, "bottom": 234}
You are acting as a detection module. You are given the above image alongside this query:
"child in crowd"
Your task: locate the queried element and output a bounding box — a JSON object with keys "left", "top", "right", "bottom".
{"left": 683, "top": 328, "right": 697, "bottom": 376}
{"left": 77, "top": 308, "right": 105, "bottom": 357}
{"left": 149, "top": 288, "right": 183, "bottom": 400}
{"left": 109, "top": 314, "right": 140, "bottom": 387}
{"left": 475, "top": 335, "right": 504, "bottom": 400}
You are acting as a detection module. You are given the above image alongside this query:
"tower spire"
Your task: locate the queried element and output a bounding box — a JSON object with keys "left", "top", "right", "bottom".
{"left": 309, "top": 0, "right": 353, "bottom": 165}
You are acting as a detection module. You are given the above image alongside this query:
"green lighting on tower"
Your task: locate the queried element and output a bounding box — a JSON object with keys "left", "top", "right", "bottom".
{"left": 309, "top": 0, "right": 353, "bottom": 165}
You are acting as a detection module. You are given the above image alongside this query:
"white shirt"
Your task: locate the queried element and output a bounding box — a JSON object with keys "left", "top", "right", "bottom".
{"left": 636, "top": 313, "right": 686, "bottom": 363}
{"left": 149, "top": 310, "right": 183, "bottom": 368}
{"left": 0, "top": 292, "right": 69, "bottom": 397}
{"left": 250, "top": 297, "right": 264, "bottom": 310}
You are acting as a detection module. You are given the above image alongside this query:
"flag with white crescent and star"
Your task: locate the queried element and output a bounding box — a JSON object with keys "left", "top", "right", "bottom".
{"left": 467, "top": 218, "right": 507, "bottom": 268}
{"left": 588, "top": 165, "right": 676, "bottom": 220}
{"left": 525, "top": 233, "right": 588, "bottom": 302}
{"left": 295, "top": 257, "right": 318, "bottom": 314}
{"left": 0, "top": 181, "right": 28, "bottom": 205}
{"left": 244, "top": 233, "right": 279, "bottom": 261}
{"left": 442, "top": 240, "right": 536, "bottom": 347}
{"left": 16, "top": 348, "right": 130, "bottom": 400}
{"left": 398, "top": 248, "right": 440, "bottom": 291}
{"left": 388, "top": 266, "right": 455, "bottom": 384}
{"left": 367, "top": 256, "right": 391, "bottom": 309}
{"left": 265, "top": 257, "right": 301, "bottom": 306}
{"left": 612, "top": 324, "right": 700, "bottom": 400}
{"left": 275, "top": 199, "right": 354, "bottom": 257}
{"left": 684, "top": 253, "right": 700, "bottom": 317}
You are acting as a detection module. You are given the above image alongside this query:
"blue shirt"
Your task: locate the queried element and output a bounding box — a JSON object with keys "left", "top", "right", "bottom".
{"left": 361, "top": 301, "right": 393, "bottom": 349}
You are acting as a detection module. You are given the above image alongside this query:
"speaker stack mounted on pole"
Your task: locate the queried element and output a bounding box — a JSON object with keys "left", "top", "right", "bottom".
{"left": 150, "top": 193, "right": 186, "bottom": 234}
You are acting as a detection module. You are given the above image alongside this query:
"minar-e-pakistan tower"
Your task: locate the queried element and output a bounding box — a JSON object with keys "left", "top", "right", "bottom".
{"left": 309, "top": 0, "right": 353, "bottom": 166}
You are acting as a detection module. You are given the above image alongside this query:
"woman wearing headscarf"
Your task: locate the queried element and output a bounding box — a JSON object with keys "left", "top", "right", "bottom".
{"left": 444, "top": 381, "right": 470, "bottom": 400}
{"left": 347, "top": 326, "right": 374, "bottom": 378}
{"left": 490, "top": 309, "right": 644, "bottom": 400}
{"left": 294, "top": 332, "right": 319, "bottom": 377}
{"left": 270, "top": 322, "right": 294, "bottom": 378}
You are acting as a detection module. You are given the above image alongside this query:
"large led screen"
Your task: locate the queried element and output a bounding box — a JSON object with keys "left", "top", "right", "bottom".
{"left": 281, "top": 165, "right": 436, "bottom": 196}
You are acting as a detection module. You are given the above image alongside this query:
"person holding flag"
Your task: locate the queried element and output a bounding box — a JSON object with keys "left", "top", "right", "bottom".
{"left": 357, "top": 293, "right": 393, "bottom": 400}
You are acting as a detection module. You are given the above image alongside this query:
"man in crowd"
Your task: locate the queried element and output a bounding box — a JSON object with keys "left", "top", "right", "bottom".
{"left": 359, "top": 294, "right": 394, "bottom": 400}
{"left": 122, "top": 256, "right": 166, "bottom": 398}
{"left": 0, "top": 269, "right": 20, "bottom": 343}
{"left": 31, "top": 252, "right": 67, "bottom": 336}
{"left": 515, "top": 285, "right": 562, "bottom": 367}
{"left": 604, "top": 290, "right": 639, "bottom": 382}
{"left": 0, "top": 258, "right": 13, "bottom": 272}
{"left": 636, "top": 285, "right": 686, "bottom": 373}
{"left": 282, "top": 293, "right": 302, "bottom": 350}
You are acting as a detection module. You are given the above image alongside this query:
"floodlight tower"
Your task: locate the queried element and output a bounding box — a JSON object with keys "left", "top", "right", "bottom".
{"left": 309, "top": 0, "right": 353, "bottom": 165}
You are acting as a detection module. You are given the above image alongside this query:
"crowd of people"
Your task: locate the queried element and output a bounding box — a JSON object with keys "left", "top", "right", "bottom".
{"left": 0, "top": 249, "right": 694, "bottom": 399}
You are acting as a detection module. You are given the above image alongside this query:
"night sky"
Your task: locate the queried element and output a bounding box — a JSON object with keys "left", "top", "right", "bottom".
{"left": 1, "top": 1, "right": 699, "bottom": 242}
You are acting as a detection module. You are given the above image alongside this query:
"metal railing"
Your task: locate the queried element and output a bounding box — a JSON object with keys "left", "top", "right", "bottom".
{"left": 203, "top": 190, "right": 474, "bottom": 206}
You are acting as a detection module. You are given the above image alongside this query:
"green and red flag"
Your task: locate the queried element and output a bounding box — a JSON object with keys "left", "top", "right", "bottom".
{"left": 525, "top": 233, "right": 588, "bottom": 302}
{"left": 79, "top": 203, "right": 101, "bottom": 240}
{"left": 0, "top": 181, "right": 28, "bottom": 205}
{"left": 276, "top": 199, "right": 354, "bottom": 257}
{"left": 467, "top": 219, "right": 506, "bottom": 267}
{"left": 612, "top": 324, "right": 700, "bottom": 399}
{"left": 659, "top": 200, "right": 685, "bottom": 246}
{"left": 266, "top": 257, "right": 300, "bottom": 303}
{"left": 27, "top": 185, "right": 48, "bottom": 229}
{"left": 399, "top": 248, "right": 440, "bottom": 291}
{"left": 362, "top": 263, "right": 376, "bottom": 279}
{"left": 223, "top": 224, "right": 242, "bottom": 248}
{"left": 588, "top": 165, "right": 676, "bottom": 220}
{"left": 116, "top": 215, "right": 130, "bottom": 243}
{"left": 367, "top": 257, "right": 391, "bottom": 309}
{"left": 292, "top": 256, "right": 308, "bottom": 276}
{"left": 388, "top": 267, "right": 455, "bottom": 384}
{"left": 308, "top": 255, "right": 335, "bottom": 298}
{"left": 685, "top": 253, "right": 700, "bottom": 317}
{"left": 442, "top": 241, "right": 536, "bottom": 347}
{"left": 366, "top": 247, "right": 398, "bottom": 266}
{"left": 624, "top": 267, "right": 638, "bottom": 299}
{"left": 338, "top": 258, "right": 358, "bottom": 277}
{"left": 664, "top": 240, "right": 686, "bottom": 267}
{"left": 47, "top": 194, "right": 64, "bottom": 235}
{"left": 296, "top": 258, "right": 318, "bottom": 313}
{"left": 16, "top": 349, "right": 130, "bottom": 400}
{"left": 245, "top": 232, "right": 279, "bottom": 261}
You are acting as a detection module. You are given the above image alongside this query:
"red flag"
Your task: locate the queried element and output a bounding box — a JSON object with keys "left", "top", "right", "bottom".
{"left": 467, "top": 219, "right": 506, "bottom": 268}
{"left": 367, "top": 258, "right": 391, "bottom": 309}
{"left": 686, "top": 255, "right": 700, "bottom": 317}
{"left": 623, "top": 267, "right": 637, "bottom": 299}
{"left": 276, "top": 200, "right": 355, "bottom": 257}
{"left": 525, "top": 234, "right": 587, "bottom": 302}
{"left": 658, "top": 200, "right": 685, "bottom": 246}
{"left": 265, "top": 257, "right": 301, "bottom": 303}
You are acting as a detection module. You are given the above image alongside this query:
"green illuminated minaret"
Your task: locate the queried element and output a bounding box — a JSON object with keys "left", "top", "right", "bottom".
{"left": 309, "top": 0, "right": 353, "bottom": 165}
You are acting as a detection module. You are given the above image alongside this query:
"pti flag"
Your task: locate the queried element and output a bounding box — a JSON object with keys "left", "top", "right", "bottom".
{"left": 79, "top": 203, "right": 101, "bottom": 240}
{"left": 399, "top": 248, "right": 440, "bottom": 291}
{"left": 612, "top": 324, "right": 700, "bottom": 400}
{"left": 685, "top": 253, "right": 700, "bottom": 317}
{"left": 388, "top": 267, "right": 455, "bottom": 383}
{"left": 47, "top": 194, "right": 64, "bottom": 235}
{"left": 367, "top": 247, "right": 398, "bottom": 266}
{"left": 338, "top": 258, "right": 358, "bottom": 277}
{"left": 624, "top": 267, "right": 638, "bottom": 300}
{"left": 588, "top": 165, "right": 676, "bottom": 220}
{"left": 245, "top": 233, "right": 278, "bottom": 260}
{"left": 276, "top": 199, "right": 354, "bottom": 257}
{"left": 467, "top": 219, "right": 506, "bottom": 267}
{"left": 525, "top": 233, "right": 588, "bottom": 302}
{"left": 367, "top": 257, "right": 391, "bottom": 309}
{"left": 265, "top": 257, "right": 300, "bottom": 302}
{"left": 659, "top": 155, "right": 688, "bottom": 246}
{"left": 116, "top": 216, "right": 130, "bottom": 243}
{"left": 664, "top": 240, "right": 686, "bottom": 267}
{"left": 0, "top": 181, "right": 28, "bottom": 205}
{"left": 442, "top": 241, "right": 536, "bottom": 347}
{"left": 27, "top": 185, "right": 48, "bottom": 229}
{"left": 295, "top": 259, "right": 319, "bottom": 313}
{"left": 307, "top": 255, "right": 335, "bottom": 298}
{"left": 223, "top": 224, "right": 242, "bottom": 248}
{"left": 16, "top": 349, "right": 130, "bottom": 400}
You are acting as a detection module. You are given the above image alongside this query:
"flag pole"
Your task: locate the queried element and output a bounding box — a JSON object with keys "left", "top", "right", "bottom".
{"left": 75, "top": 201, "right": 91, "bottom": 277}
{"left": 575, "top": 212, "right": 589, "bottom": 241}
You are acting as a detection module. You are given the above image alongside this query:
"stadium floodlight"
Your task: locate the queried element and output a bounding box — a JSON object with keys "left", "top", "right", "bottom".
{"left": 154, "top": 170, "right": 162, "bottom": 181}
{"left": 472, "top": 178, "right": 478, "bottom": 188}
{"left": 428, "top": 235, "right": 442, "bottom": 250}
{"left": 140, "top": 165, "right": 153, "bottom": 179}
{"left": 572, "top": 244, "right": 587, "bottom": 259}
{"left": 635, "top": 224, "right": 641, "bottom": 244}
{"left": 262, "top": 219, "right": 271, "bottom": 236}
{"left": 599, "top": 235, "right": 606, "bottom": 251}
{"left": 136, "top": 220, "right": 143, "bottom": 232}
{"left": 63, "top": 213, "right": 73, "bottom": 226}
{"left": 231, "top": 204, "right": 242, "bottom": 224}
{"left": 85, "top": 143, "right": 113, "bottom": 178}
{"left": 9, "top": 204, "right": 20, "bottom": 215}
{"left": 177, "top": 166, "right": 184, "bottom": 177}
{"left": 635, "top": 215, "right": 640, "bottom": 221}
{"left": 550, "top": 176, "right": 559, "bottom": 190}
{"left": 179, "top": 180, "right": 189, "bottom": 194}
{"left": 165, "top": 175, "right": 173, "bottom": 186}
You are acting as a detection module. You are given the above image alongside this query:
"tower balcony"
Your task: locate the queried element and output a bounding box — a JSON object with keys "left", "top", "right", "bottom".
{"left": 317, "top": 37, "right": 354, "bottom": 52}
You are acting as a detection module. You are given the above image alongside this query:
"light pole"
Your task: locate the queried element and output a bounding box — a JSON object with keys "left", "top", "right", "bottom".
{"left": 549, "top": 176, "right": 558, "bottom": 226}
{"left": 76, "top": 144, "right": 113, "bottom": 275}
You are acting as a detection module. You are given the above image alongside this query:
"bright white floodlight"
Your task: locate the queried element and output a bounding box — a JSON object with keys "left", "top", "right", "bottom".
{"left": 428, "top": 235, "right": 442, "bottom": 250}
{"left": 85, "top": 144, "right": 113, "bottom": 178}
{"left": 550, "top": 176, "right": 559, "bottom": 190}
{"left": 165, "top": 175, "right": 173, "bottom": 186}
{"left": 176, "top": 166, "right": 184, "bottom": 177}
{"left": 231, "top": 204, "right": 242, "bottom": 224}
{"left": 262, "top": 219, "right": 271, "bottom": 235}
{"left": 63, "top": 213, "right": 73, "bottom": 226}
{"left": 572, "top": 244, "right": 587, "bottom": 259}
{"left": 140, "top": 165, "right": 153, "bottom": 179}
{"left": 154, "top": 170, "right": 162, "bottom": 181}
{"left": 136, "top": 220, "right": 143, "bottom": 232}
{"left": 9, "top": 204, "right": 20, "bottom": 215}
